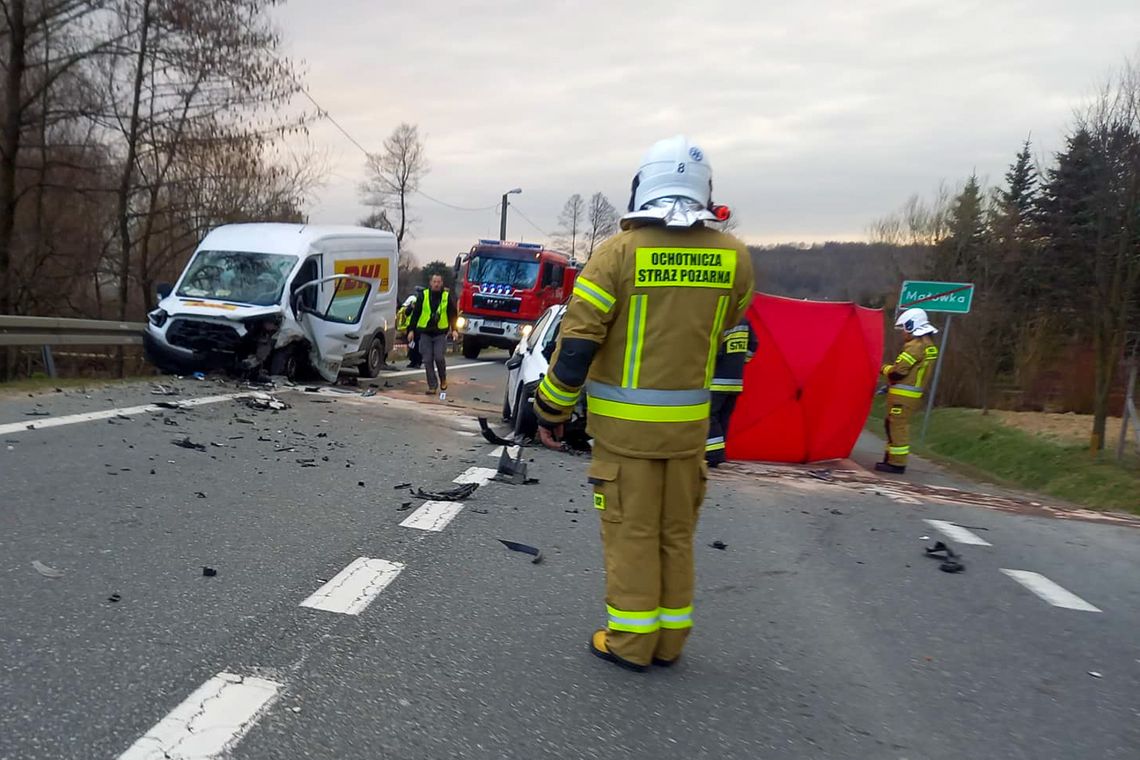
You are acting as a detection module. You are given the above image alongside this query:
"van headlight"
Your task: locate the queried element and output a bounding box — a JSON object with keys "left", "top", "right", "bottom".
{"left": 456, "top": 316, "right": 467, "bottom": 329}
{"left": 148, "top": 309, "right": 168, "bottom": 328}
{"left": 520, "top": 324, "right": 533, "bottom": 338}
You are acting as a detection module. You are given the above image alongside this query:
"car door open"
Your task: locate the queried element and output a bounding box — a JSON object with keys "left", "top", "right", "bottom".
{"left": 292, "top": 275, "right": 374, "bottom": 382}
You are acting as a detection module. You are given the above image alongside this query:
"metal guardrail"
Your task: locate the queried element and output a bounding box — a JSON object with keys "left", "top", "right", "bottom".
{"left": 0, "top": 315, "right": 146, "bottom": 347}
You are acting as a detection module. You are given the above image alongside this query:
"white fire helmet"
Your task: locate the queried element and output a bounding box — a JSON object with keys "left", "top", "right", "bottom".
{"left": 895, "top": 308, "right": 939, "bottom": 337}
{"left": 627, "top": 135, "right": 713, "bottom": 212}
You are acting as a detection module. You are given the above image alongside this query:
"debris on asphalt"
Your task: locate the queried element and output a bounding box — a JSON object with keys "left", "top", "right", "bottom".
{"left": 397, "top": 501, "right": 414, "bottom": 511}
{"left": 163, "top": 417, "right": 179, "bottom": 426}
{"left": 192, "top": 371, "right": 206, "bottom": 380}
{"left": 171, "top": 437, "right": 207, "bottom": 452}
{"left": 150, "top": 384, "right": 179, "bottom": 396}
{"left": 498, "top": 539, "right": 543, "bottom": 564}
{"left": 107, "top": 593, "right": 121, "bottom": 603}
{"left": 478, "top": 417, "right": 516, "bottom": 446}
{"left": 195, "top": 491, "right": 207, "bottom": 499}
{"left": 25, "top": 410, "right": 50, "bottom": 417}
{"left": 358, "top": 481, "right": 365, "bottom": 487}
{"left": 1088, "top": 671, "right": 1103, "bottom": 679}
{"left": 245, "top": 392, "right": 289, "bottom": 411}
{"left": 31, "top": 560, "right": 64, "bottom": 579}
{"left": 807, "top": 469, "right": 833, "bottom": 481}
{"left": 471, "top": 508, "right": 489, "bottom": 514}
{"left": 393, "top": 482, "right": 412, "bottom": 490}
{"left": 202, "top": 566, "right": 217, "bottom": 577}
{"left": 829, "top": 508, "right": 844, "bottom": 515}
{"left": 924, "top": 541, "right": 965, "bottom": 573}
{"left": 304, "top": 386, "right": 320, "bottom": 392}
{"left": 234, "top": 417, "right": 255, "bottom": 425}
{"left": 361, "top": 388, "right": 377, "bottom": 398}
{"left": 154, "top": 401, "right": 185, "bottom": 410}
{"left": 710, "top": 540, "right": 728, "bottom": 551}
{"left": 414, "top": 482, "right": 479, "bottom": 501}
{"left": 493, "top": 447, "right": 529, "bottom": 484}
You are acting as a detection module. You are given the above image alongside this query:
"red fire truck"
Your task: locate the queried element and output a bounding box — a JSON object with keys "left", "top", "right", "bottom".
{"left": 453, "top": 240, "right": 579, "bottom": 359}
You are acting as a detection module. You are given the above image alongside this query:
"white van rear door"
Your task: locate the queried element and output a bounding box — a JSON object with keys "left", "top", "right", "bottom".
{"left": 292, "top": 275, "right": 376, "bottom": 382}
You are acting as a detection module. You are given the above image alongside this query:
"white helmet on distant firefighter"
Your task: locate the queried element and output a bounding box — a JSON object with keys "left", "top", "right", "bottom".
{"left": 896, "top": 307, "right": 938, "bottom": 336}
{"left": 623, "top": 135, "right": 720, "bottom": 228}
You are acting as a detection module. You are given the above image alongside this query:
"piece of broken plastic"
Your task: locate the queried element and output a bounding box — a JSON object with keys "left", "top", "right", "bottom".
{"left": 478, "top": 417, "right": 516, "bottom": 447}
{"left": 415, "top": 482, "right": 479, "bottom": 501}
{"left": 498, "top": 539, "right": 543, "bottom": 564}
{"left": 172, "top": 437, "right": 207, "bottom": 452}
{"left": 32, "top": 560, "right": 64, "bottom": 579}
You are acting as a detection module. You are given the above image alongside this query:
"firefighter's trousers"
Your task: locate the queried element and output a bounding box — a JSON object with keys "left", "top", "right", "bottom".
{"left": 588, "top": 442, "right": 708, "bottom": 666}
{"left": 884, "top": 396, "right": 921, "bottom": 466}
{"left": 705, "top": 392, "right": 739, "bottom": 466}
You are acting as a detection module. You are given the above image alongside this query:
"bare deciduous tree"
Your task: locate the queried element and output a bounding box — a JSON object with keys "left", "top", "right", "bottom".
{"left": 586, "top": 191, "right": 617, "bottom": 259}
{"left": 360, "top": 122, "right": 427, "bottom": 248}
{"left": 552, "top": 193, "right": 584, "bottom": 260}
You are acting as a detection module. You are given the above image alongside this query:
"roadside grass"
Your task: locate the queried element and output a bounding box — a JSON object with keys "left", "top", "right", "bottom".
{"left": 0, "top": 373, "right": 155, "bottom": 396}
{"left": 867, "top": 398, "right": 1140, "bottom": 514}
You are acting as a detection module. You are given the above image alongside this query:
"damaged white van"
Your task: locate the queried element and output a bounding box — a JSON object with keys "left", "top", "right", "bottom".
{"left": 144, "top": 223, "right": 397, "bottom": 381}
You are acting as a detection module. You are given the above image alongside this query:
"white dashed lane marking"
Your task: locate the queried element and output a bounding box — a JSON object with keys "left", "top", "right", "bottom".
{"left": 488, "top": 445, "right": 521, "bottom": 459}
{"left": 0, "top": 393, "right": 247, "bottom": 436}
{"left": 299, "top": 557, "right": 405, "bottom": 615}
{"left": 116, "top": 671, "right": 280, "bottom": 759}
{"left": 1000, "top": 569, "right": 1102, "bottom": 612}
{"left": 400, "top": 500, "right": 466, "bottom": 532}
{"left": 453, "top": 467, "right": 498, "bottom": 486}
{"left": 924, "top": 519, "right": 992, "bottom": 546}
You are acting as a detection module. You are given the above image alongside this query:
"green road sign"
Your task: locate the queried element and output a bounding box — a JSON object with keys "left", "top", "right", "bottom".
{"left": 899, "top": 280, "right": 974, "bottom": 314}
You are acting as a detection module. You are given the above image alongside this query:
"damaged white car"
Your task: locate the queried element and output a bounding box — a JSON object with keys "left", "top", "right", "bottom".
{"left": 144, "top": 224, "right": 397, "bottom": 381}
{"left": 503, "top": 304, "right": 587, "bottom": 443}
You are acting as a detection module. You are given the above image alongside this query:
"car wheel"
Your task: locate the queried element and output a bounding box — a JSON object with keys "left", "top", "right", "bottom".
{"left": 512, "top": 383, "right": 538, "bottom": 440}
{"left": 268, "top": 345, "right": 299, "bottom": 380}
{"left": 357, "top": 335, "right": 384, "bottom": 378}
{"left": 462, "top": 338, "right": 481, "bottom": 360}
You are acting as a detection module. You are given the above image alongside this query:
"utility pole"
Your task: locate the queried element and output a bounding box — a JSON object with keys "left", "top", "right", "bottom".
{"left": 499, "top": 188, "right": 521, "bottom": 241}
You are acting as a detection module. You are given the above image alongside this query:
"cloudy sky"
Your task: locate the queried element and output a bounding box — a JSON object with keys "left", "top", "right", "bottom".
{"left": 273, "top": 0, "right": 1139, "bottom": 264}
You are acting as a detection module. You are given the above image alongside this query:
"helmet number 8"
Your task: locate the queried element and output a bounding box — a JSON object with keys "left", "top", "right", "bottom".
{"left": 677, "top": 162, "right": 686, "bottom": 173}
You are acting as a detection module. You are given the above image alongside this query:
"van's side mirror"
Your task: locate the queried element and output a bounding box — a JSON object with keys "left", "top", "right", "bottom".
{"left": 156, "top": 282, "right": 173, "bottom": 300}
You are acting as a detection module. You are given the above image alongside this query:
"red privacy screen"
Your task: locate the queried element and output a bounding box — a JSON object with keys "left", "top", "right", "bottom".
{"left": 726, "top": 294, "right": 884, "bottom": 463}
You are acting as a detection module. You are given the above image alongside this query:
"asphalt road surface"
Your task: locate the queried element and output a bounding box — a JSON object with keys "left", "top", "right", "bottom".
{"left": 2, "top": 358, "right": 1138, "bottom": 759}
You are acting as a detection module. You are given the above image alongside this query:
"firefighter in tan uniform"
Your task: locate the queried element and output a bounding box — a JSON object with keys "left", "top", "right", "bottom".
{"left": 534, "top": 136, "right": 754, "bottom": 672}
{"left": 706, "top": 318, "right": 757, "bottom": 467}
{"left": 877, "top": 307, "right": 940, "bottom": 474}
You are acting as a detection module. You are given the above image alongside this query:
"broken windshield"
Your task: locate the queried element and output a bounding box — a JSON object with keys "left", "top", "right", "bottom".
{"left": 176, "top": 250, "right": 296, "bottom": 306}
{"left": 467, "top": 256, "right": 540, "bottom": 289}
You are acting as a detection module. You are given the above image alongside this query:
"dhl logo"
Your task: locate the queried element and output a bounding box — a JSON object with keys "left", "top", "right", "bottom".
{"left": 335, "top": 258, "right": 390, "bottom": 294}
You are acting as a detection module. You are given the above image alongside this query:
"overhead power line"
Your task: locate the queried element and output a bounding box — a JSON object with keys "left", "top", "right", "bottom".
{"left": 510, "top": 204, "right": 549, "bottom": 238}
{"left": 298, "top": 84, "right": 497, "bottom": 213}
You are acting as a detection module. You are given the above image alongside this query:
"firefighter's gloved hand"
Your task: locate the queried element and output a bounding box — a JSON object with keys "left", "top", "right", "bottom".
{"left": 538, "top": 423, "right": 564, "bottom": 452}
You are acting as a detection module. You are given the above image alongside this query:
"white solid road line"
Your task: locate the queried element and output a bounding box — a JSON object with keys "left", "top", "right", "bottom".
{"left": 0, "top": 393, "right": 246, "bottom": 436}
{"left": 300, "top": 557, "right": 405, "bottom": 616}
{"left": 400, "top": 500, "right": 466, "bottom": 531}
{"left": 1000, "top": 569, "right": 1102, "bottom": 612}
{"left": 117, "top": 671, "right": 281, "bottom": 760}
{"left": 453, "top": 466, "right": 498, "bottom": 486}
{"left": 379, "top": 360, "right": 499, "bottom": 379}
{"left": 488, "top": 445, "right": 521, "bottom": 459}
{"left": 924, "top": 519, "right": 992, "bottom": 546}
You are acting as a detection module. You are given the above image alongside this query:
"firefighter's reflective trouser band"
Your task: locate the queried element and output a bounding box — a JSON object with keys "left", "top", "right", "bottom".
{"left": 706, "top": 392, "right": 737, "bottom": 466}
{"left": 589, "top": 442, "right": 708, "bottom": 666}
{"left": 884, "top": 400, "right": 916, "bottom": 466}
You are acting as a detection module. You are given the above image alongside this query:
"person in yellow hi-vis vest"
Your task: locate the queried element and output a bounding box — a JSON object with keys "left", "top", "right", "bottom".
{"left": 534, "top": 136, "right": 754, "bottom": 672}
{"left": 877, "top": 307, "right": 939, "bottom": 474}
